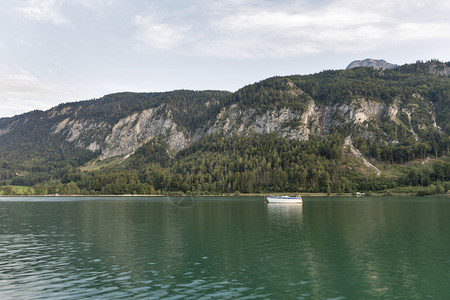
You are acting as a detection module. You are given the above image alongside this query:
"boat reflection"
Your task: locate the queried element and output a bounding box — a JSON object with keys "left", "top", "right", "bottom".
{"left": 266, "top": 203, "right": 303, "bottom": 227}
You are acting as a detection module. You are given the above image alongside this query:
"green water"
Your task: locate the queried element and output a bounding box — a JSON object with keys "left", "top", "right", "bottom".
{"left": 1, "top": 196, "right": 450, "bottom": 299}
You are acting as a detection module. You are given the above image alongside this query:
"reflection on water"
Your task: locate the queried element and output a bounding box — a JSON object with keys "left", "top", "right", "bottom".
{"left": 266, "top": 203, "right": 303, "bottom": 228}
{"left": 267, "top": 203, "right": 303, "bottom": 218}
{"left": 1, "top": 196, "right": 450, "bottom": 299}
{"left": 166, "top": 195, "right": 199, "bottom": 208}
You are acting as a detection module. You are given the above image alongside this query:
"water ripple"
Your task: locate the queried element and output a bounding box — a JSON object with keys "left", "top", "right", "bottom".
{"left": 2, "top": 198, "right": 450, "bottom": 299}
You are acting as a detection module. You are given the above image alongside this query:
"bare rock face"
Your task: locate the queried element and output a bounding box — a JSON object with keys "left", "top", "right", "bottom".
{"left": 101, "top": 106, "right": 187, "bottom": 159}
{"left": 48, "top": 88, "right": 437, "bottom": 163}
{"left": 346, "top": 58, "right": 397, "bottom": 70}
{"left": 52, "top": 104, "right": 190, "bottom": 160}
{"left": 207, "top": 91, "right": 440, "bottom": 146}
{"left": 427, "top": 61, "right": 450, "bottom": 76}
{"left": 53, "top": 117, "right": 109, "bottom": 151}
{"left": 208, "top": 105, "right": 310, "bottom": 140}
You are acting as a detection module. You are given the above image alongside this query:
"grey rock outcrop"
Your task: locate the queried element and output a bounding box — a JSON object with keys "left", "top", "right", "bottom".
{"left": 347, "top": 58, "right": 397, "bottom": 70}
{"left": 52, "top": 104, "right": 191, "bottom": 160}
{"left": 427, "top": 61, "right": 450, "bottom": 76}
{"left": 208, "top": 98, "right": 391, "bottom": 141}
{"left": 101, "top": 106, "right": 188, "bottom": 159}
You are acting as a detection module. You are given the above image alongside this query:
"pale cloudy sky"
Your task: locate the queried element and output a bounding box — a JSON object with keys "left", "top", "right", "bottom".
{"left": 1, "top": 0, "right": 449, "bottom": 118}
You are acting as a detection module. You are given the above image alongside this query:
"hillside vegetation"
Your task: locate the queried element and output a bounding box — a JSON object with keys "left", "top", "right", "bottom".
{"left": 0, "top": 60, "right": 449, "bottom": 195}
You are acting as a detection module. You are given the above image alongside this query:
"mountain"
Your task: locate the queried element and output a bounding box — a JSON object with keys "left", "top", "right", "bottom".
{"left": 0, "top": 60, "right": 449, "bottom": 195}
{"left": 0, "top": 90, "right": 229, "bottom": 158}
{"left": 347, "top": 58, "right": 397, "bottom": 70}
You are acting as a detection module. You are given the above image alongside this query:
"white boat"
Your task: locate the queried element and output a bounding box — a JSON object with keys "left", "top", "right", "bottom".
{"left": 266, "top": 195, "right": 302, "bottom": 203}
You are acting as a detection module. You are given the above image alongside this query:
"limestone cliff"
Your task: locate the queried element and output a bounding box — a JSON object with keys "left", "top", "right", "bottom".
{"left": 48, "top": 74, "right": 441, "bottom": 162}
{"left": 101, "top": 107, "right": 188, "bottom": 159}
{"left": 207, "top": 90, "right": 436, "bottom": 146}
{"left": 52, "top": 104, "right": 192, "bottom": 160}
{"left": 347, "top": 58, "right": 397, "bottom": 70}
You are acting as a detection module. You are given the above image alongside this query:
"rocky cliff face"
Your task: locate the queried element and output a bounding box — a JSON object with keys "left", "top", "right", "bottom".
{"left": 49, "top": 97, "right": 412, "bottom": 160}
{"left": 208, "top": 104, "right": 311, "bottom": 140}
{"left": 53, "top": 117, "right": 108, "bottom": 152}
{"left": 51, "top": 104, "right": 193, "bottom": 160}
{"left": 428, "top": 61, "right": 450, "bottom": 76}
{"left": 101, "top": 107, "right": 188, "bottom": 159}
{"left": 206, "top": 71, "right": 439, "bottom": 145}
{"left": 207, "top": 97, "right": 425, "bottom": 143}
{"left": 47, "top": 80, "right": 439, "bottom": 161}
{"left": 347, "top": 58, "right": 397, "bottom": 70}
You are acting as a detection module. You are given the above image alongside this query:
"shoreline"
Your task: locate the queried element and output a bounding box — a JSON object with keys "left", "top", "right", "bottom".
{"left": 1, "top": 192, "right": 448, "bottom": 198}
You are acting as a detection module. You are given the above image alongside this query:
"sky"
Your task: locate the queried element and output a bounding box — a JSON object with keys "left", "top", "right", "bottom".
{"left": 1, "top": 0, "right": 449, "bottom": 118}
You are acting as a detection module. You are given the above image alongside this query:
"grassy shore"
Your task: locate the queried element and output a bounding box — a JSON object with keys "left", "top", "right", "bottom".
{"left": 1, "top": 189, "right": 448, "bottom": 197}
{"left": 1, "top": 183, "right": 448, "bottom": 197}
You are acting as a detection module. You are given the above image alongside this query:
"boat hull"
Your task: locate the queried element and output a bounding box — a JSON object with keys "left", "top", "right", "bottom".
{"left": 266, "top": 196, "right": 302, "bottom": 204}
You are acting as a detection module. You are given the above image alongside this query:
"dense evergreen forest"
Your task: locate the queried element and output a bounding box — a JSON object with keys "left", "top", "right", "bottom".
{"left": 7, "top": 133, "right": 446, "bottom": 196}
{"left": 0, "top": 61, "right": 449, "bottom": 196}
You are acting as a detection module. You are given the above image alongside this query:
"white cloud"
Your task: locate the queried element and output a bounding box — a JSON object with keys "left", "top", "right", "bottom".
{"left": 205, "top": 0, "right": 450, "bottom": 57}
{"left": 134, "top": 15, "right": 189, "bottom": 51}
{"left": 0, "top": 71, "right": 53, "bottom": 95}
{"left": 15, "top": 0, "right": 118, "bottom": 25}
{"left": 132, "top": 0, "right": 450, "bottom": 58}
{"left": 0, "top": 70, "right": 66, "bottom": 117}
{"left": 395, "top": 22, "right": 450, "bottom": 41}
{"left": 72, "top": 0, "right": 117, "bottom": 10}
{"left": 204, "top": 8, "right": 388, "bottom": 57}
{"left": 16, "top": 0, "right": 69, "bottom": 25}
{"left": 18, "top": 0, "right": 448, "bottom": 58}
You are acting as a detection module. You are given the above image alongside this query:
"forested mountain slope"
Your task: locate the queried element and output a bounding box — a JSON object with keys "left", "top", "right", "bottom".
{"left": 0, "top": 90, "right": 229, "bottom": 183}
{"left": 0, "top": 60, "right": 449, "bottom": 195}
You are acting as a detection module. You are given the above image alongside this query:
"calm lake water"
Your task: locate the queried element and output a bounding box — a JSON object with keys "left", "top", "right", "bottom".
{"left": 1, "top": 196, "right": 450, "bottom": 299}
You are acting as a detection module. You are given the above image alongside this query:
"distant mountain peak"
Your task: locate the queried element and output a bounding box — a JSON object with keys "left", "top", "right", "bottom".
{"left": 346, "top": 58, "right": 397, "bottom": 70}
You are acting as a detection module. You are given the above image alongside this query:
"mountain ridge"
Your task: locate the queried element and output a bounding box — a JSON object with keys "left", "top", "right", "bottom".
{"left": 1, "top": 60, "right": 449, "bottom": 194}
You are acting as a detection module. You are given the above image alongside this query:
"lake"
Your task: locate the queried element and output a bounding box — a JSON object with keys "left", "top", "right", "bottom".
{"left": 1, "top": 196, "right": 450, "bottom": 299}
